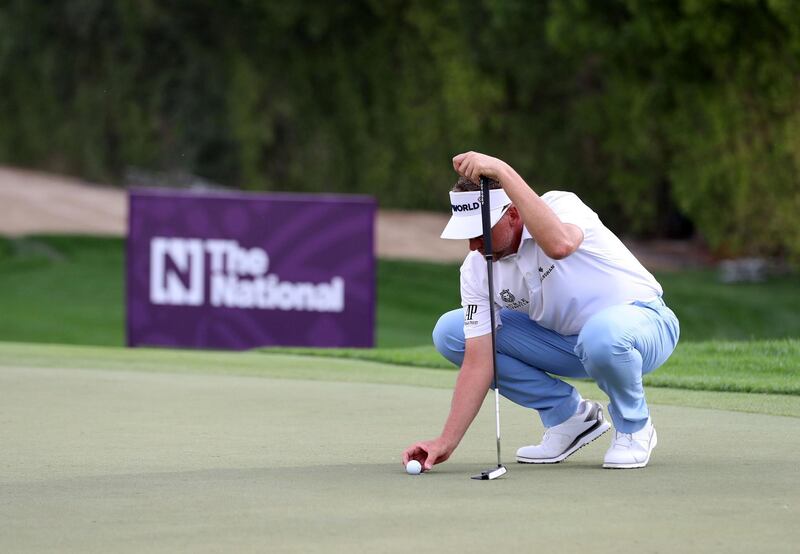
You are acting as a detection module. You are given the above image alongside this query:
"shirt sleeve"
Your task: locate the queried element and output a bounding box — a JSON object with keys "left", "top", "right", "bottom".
{"left": 542, "top": 191, "right": 598, "bottom": 236}
{"left": 460, "top": 254, "right": 502, "bottom": 339}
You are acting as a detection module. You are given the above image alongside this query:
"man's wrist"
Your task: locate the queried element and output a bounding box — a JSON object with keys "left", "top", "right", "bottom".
{"left": 438, "top": 434, "right": 459, "bottom": 452}
{"left": 498, "top": 163, "right": 523, "bottom": 191}
{"left": 496, "top": 162, "right": 513, "bottom": 185}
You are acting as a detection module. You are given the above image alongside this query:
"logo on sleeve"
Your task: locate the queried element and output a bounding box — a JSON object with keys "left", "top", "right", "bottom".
{"left": 464, "top": 304, "right": 478, "bottom": 324}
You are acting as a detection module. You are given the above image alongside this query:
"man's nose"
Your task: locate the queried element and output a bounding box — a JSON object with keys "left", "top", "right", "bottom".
{"left": 469, "top": 237, "right": 483, "bottom": 251}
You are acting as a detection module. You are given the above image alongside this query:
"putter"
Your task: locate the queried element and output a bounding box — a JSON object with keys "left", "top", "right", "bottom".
{"left": 471, "top": 176, "right": 508, "bottom": 481}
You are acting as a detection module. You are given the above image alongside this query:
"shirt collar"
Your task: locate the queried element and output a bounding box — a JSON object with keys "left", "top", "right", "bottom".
{"left": 497, "top": 226, "right": 533, "bottom": 263}
{"left": 521, "top": 225, "right": 533, "bottom": 243}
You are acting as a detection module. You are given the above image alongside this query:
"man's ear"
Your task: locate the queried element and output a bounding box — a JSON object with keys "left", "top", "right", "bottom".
{"left": 507, "top": 205, "right": 519, "bottom": 222}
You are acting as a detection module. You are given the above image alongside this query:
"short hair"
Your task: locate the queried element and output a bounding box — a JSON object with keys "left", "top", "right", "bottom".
{"left": 451, "top": 175, "right": 502, "bottom": 192}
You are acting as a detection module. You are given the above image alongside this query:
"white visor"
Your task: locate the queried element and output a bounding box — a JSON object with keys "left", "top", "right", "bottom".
{"left": 440, "top": 189, "right": 512, "bottom": 240}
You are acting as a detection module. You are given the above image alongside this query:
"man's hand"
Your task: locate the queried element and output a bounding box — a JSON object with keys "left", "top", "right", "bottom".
{"left": 452, "top": 151, "right": 509, "bottom": 183}
{"left": 454, "top": 150, "right": 584, "bottom": 259}
{"left": 400, "top": 335, "right": 495, "bottom": 473}
{"left": 402, "top": 438, "right": 454, "bottom": 472}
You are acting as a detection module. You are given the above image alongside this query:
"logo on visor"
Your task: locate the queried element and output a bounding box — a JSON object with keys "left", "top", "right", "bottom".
{"left": 451, "top": 202, "right": 480, "bottom": 212}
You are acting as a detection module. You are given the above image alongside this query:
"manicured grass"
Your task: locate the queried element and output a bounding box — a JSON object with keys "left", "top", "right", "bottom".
{"left": 0, "top": 236, "right": 126, "bottom": 346}
{"left": 645, "top": 339, "right": 800, "bottom": 394}
{"left": 2, "top": 341, "right": 799, "bottom": 417}
{"left": 2, "top": 235, "right": 799, "bottom": 349}
{"left": 659, "top": 269, "right": 800, "bottom": 341}
{"left": 4, "top": 341, "right": 799, "bottom": 553}
{"left": 376, "top": 260, "right": 460, "bottom": 347}
{"left": 268, "top": 338, "right": 800, "bottom": 396}
{"left": 380, "top": 261, "right": 800, "bottom": 344}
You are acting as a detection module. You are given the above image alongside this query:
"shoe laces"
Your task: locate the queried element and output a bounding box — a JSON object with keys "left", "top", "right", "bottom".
{"left": 612, "top": 431, "right": 633, "bottom": 447}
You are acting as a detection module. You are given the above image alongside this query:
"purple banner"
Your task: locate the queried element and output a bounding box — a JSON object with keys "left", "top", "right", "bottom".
{"left": 126, "top": 188, "right": 376, "bottom": 349}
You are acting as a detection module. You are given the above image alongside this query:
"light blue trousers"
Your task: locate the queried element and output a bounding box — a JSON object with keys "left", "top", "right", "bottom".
{"left": 432, "top": 298, "right": 680, "bottom": 433}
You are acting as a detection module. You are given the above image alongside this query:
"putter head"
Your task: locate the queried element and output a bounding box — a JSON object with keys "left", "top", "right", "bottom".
{"left": 471, "top": 465, "right": 507, "bottom": 480}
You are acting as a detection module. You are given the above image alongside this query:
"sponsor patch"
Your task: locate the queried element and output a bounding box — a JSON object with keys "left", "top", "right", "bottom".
{"left": 500, "top": 289, "right": 515, "bottom": 303}
{"left": 506, "top": 298, "right": 529, "bottom": 310}
{"left": 464, "top": 304, "right": 478, "bottom": 320}
{"left": 539, "top": 264, "right": 555, "bottom": 281}
{"left": 451, "top": 201, "right": 480, "bottom": 213}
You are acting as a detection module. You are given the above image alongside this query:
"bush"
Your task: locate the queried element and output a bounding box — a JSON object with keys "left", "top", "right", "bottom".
{"left": 1, "top": 0, "right": 798, "bottom": 260}
{"left": 547, "top": 0, "right": 800, "bottom": 259}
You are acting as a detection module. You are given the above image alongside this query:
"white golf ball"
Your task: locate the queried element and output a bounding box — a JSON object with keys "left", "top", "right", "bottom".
{"left": 406, "top": 460, "right": 422, "bottom": 475}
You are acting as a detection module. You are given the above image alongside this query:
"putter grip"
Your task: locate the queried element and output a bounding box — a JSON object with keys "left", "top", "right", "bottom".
{"left": 480, "top": 176, "right": 492, "bottom": 256}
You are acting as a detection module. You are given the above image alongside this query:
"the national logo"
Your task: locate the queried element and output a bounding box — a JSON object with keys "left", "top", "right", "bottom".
{"left": 149, "top": 237, "right": 344, "bottom": 312}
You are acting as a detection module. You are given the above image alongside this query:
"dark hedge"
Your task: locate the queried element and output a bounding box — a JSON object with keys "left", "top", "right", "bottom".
{"left": 1, "top": 0, "right": 798, "bottom": 258}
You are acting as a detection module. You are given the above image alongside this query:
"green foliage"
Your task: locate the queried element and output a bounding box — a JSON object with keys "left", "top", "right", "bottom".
{"left": 0, "top": 0, "right": 497, "bottom": 210}
{"left": 1, "top": 1, "right": 799, "bottom": 255}
{"left": 547, "top": 0, "right": 800, "bottom": 258}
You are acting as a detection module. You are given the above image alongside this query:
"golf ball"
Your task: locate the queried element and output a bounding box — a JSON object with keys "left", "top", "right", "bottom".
{"left": 406, "top": 460, "right": 422, "bottom": 475}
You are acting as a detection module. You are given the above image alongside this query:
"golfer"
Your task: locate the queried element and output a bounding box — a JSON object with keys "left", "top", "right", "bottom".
{"left": 402, "top": 152, "right": 680, "bottom": 470}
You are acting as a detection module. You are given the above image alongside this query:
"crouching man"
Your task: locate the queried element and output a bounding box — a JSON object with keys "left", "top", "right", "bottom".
{"left": 402, "top": 152, "right": 680, "bottom": 471}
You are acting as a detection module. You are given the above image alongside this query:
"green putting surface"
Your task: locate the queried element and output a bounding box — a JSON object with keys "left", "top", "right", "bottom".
{"left": 1, "top": 358, "right": 799, "bottom": 553}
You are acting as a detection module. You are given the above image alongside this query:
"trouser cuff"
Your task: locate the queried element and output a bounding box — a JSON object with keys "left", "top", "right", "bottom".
{"left": 539, "top": 389, "right": 581, "bottom": 427}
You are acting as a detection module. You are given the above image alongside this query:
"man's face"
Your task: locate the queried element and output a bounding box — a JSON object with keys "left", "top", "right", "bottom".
{"left": 468, "top": 207, "right": 521, "bottom": 261}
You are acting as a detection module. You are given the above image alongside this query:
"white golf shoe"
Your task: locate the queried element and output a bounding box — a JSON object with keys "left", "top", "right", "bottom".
{"left": 516, "top": 400, "right": 611, "bottom": 464}
{"left": 603, "top": 418, "right": 658, "bottom": 469}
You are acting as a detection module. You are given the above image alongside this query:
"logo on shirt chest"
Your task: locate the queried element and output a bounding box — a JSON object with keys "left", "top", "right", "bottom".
{"left": 500, "top": 289, "right": 515, "bottom": 303}
{"left": 500, "top": 289, "right": 529, "bottom": 310}
{"left": 539, "top": 264, "right": 555, "bottom": 281}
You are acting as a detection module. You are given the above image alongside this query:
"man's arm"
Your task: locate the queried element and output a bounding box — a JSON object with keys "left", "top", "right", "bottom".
{"left": 452, "top": 151, "right": 583, "bottom": 259}
{"left": 401, "top": 333, "right": 494, "bottom": 471}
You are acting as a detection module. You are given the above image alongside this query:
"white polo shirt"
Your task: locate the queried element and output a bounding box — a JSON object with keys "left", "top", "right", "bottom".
{"left": 460, "top": 191, "right": 662, "bottom": 338}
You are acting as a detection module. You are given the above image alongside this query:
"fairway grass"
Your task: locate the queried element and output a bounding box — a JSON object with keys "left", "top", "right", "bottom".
{"left": 2, "top": 235, "right": 800, "bottom": 348}
{"left": 267, "top": 338, "right": 800, "bottom": 395}
{"left": 2, "top": 341, "right": 799, "bottom": 418}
